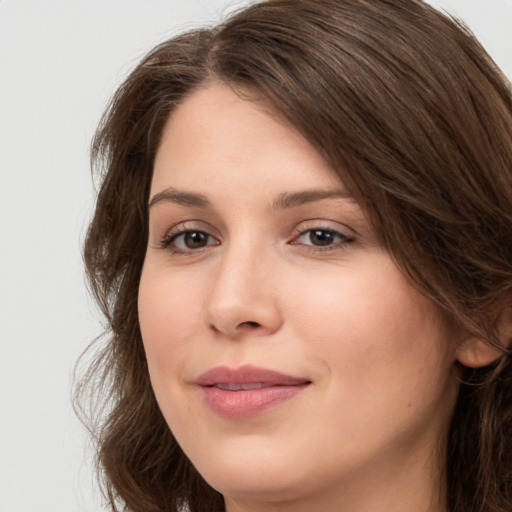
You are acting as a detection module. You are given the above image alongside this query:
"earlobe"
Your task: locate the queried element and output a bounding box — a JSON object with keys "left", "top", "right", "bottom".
{"left": 456, "top": 309, "right": 512, "bottom": 368}
{"left": 455, "top": 337, "right": 505, "bottom": 368}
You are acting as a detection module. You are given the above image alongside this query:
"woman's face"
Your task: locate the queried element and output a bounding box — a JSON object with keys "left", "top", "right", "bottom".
{"left": 139, "top": 83, "right": 459, "bottom": 510}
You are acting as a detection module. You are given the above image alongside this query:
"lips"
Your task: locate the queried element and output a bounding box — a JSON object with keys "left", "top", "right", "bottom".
{"left": 196, "top": 365, "right": 311, "bottom": 419}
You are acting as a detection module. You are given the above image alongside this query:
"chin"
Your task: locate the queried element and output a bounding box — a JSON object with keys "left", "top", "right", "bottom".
{"left": 208, "top": 472, "right": 313, "bottom": 506}
{"left": 194, "top": 442, "right": 313, "bottom": 502}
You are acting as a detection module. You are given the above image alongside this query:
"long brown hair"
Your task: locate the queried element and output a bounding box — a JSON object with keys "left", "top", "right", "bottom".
{"left": 76, "top": 1, "right": 512, "bottom": 511}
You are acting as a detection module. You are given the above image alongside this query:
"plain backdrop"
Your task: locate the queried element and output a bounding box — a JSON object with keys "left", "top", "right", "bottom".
{"left": 0, "top": 1, "right": 510, "bottom": 511}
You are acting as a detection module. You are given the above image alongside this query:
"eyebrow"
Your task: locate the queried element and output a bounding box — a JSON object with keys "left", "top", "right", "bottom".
{"left": 148, "top": 187, "right": 352, "bottom": 211}
{"left": 148, "top": 188, "right": 212, "bottom": 209}
{"left": 271, "top": 189, "right": 353, "bottom": 209}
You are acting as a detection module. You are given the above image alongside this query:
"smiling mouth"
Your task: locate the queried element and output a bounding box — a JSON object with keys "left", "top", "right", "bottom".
{"left": 214, "top": 382, "right": 277, "bottom": 391}
{"left": 196, "top": 365, "right": 311, "bottom": 419}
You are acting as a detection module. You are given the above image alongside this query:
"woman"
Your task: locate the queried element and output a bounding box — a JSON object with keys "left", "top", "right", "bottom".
{"left": 77, "top": 0, "right": 512, "bottom": 511}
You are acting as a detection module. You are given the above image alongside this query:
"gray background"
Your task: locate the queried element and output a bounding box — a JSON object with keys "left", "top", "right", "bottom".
{"left": 0, "top": 1, "right": 510, "bottom": 511}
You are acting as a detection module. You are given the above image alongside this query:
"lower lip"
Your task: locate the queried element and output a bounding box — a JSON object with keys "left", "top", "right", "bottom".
{"left": 200, "top": 384, "right": 309, "bottom": 419}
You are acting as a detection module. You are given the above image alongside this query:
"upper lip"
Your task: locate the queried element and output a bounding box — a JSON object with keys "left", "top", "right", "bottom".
{"left": 195, "top": 365, "right": 311, "bottom": 387}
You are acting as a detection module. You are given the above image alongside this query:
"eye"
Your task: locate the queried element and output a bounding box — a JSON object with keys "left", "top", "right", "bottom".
{"left": 175, "top": 231, "right": 211, "bottom": 249}
{"left": 291, "top": 227, "right": 355, "bottom": 252}
{"left": 299, "top": 229, "right": 341, "bottom": 246}
{"left": 160, "top": 229, "right": 219, "bottom": 254}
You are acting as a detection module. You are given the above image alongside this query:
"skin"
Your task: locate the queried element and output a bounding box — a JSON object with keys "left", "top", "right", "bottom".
{"left": 138, "top": 83, "right": 464, "bottom": 512}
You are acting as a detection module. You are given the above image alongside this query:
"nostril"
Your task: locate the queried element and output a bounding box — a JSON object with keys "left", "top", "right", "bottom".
{"left": 208, "top": 320, "right": 261, "bottom": 335}
{"left": 241, "top": 321, "right": 260, "bottom": 329}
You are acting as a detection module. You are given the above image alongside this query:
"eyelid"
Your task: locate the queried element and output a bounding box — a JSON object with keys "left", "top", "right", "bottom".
{"left": 160, "top": 220, "right": 219, "bottom": 238}
{"left": 289, "top": 220, "right": 356, "bottom": 252}
{"left": 291, "top": 219, "right": 355, "bottom": 239}
{"left": 156, "top": 220, "right": 220, "bottom": 252}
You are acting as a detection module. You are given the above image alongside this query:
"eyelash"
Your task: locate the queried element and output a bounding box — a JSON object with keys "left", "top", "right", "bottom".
{"left": 159, "top": 228, "right": 219, "bottom": 255}
{"left": 290, "top": 228, "right": 355, "bottom": 253}
{"left": 158, "top": 225, "right": 355, "bottom": 256}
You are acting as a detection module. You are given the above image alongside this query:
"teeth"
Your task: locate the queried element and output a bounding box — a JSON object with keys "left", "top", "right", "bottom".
{"left": 215, "top": 382, "right": 268, "bottom": 391}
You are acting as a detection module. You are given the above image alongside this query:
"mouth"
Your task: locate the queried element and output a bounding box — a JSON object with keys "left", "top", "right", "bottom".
{"left": 195, "top": 365, "right": 311, "bottom": 419}
{"left": 214, "top": 382, "right": 275, "bottom": 391}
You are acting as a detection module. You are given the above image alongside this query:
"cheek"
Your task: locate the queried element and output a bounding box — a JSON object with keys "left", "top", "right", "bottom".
{"left": 287, "top": 253, "right": 453, "bottom": 386}
{"left": 283, "top": 256, "right": 457, "bottom": 459}
{"left": 138, "top": 266, "right": 203, "bottom": 373}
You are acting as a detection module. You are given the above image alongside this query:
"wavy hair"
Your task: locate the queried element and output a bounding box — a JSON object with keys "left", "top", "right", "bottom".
{"left": 76, "top": 1, "right": 512, "bottom": 511}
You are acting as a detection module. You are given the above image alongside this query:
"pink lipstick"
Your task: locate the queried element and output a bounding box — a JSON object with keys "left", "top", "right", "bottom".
{"left": 196, "top": 365, "right": 311, "bottom": 419}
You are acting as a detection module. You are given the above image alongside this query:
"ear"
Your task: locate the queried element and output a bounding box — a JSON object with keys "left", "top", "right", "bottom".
{"left": 455, "top": 337, "right": 505, "bottom": 368}
{"left": 456, "top": 309, "right": 512, "bottom": 368}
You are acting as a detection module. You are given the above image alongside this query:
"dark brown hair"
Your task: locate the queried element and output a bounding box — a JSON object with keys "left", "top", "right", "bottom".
{"left": 76, "top": 1, "right": 512, "bottom": 511}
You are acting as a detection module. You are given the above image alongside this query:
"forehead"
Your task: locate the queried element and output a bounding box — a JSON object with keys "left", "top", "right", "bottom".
{"left": 151, "top": 82, "right": 346, "bottom": 199}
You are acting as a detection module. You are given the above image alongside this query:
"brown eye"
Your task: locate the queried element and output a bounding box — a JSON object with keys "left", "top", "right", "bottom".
{"left": 308, "top": 229, "right": 337, "bottom": 246}
{"left": 293, "top": 227, "right": 354, "bottom": 252}
{"left": 161, "top": 230, "right": 219, "bottom": 253}
{"left": 182, "top": 231, "right": 209, "bottom": 249}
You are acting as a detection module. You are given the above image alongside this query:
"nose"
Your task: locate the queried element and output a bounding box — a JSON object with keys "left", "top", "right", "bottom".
{"left": 204, "top": 244, "right": 283, "bottom": 339}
